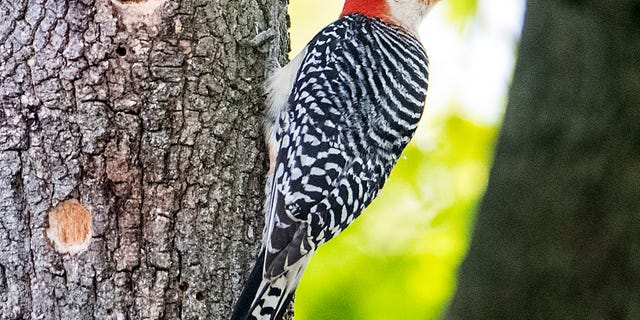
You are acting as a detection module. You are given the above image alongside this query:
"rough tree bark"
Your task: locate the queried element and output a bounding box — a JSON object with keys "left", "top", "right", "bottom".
{"left": 0, "top": 0, "right": 288, "bottom": 319}
{"left": 447, "top": 0, "right": 640, "bottom": 319}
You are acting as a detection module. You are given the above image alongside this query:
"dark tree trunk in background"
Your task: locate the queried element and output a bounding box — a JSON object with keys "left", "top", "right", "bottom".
{"left": 0, "top": 0, "right": 288, "bottom": 318}
{"left": 447, "top": 0, "right": 640, "bottom": 319}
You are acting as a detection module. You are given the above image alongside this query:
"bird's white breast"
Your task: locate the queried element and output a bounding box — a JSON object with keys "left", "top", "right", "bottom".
{"left": 265, "top": 48, "right": 307, "bottom": 173}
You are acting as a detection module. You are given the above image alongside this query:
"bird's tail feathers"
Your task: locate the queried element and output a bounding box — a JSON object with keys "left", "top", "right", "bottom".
{"left": 231, "top": 251, "right": 266, "bottom": 320}
{"left": 231, "top": 252, "right": 311, "bottom": 320}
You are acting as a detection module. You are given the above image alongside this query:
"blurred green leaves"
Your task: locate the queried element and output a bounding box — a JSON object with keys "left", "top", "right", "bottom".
{"left": 444, "top": 0, "right": 479, "bottom": 30}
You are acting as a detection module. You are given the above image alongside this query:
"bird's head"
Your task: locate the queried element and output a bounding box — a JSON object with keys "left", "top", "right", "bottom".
{"left": 341, "top": 0, "right": 440, "bottom": 35}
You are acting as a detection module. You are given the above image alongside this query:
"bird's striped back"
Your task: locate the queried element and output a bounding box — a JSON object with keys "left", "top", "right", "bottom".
{"left": 272, "top": 14, "right": 429, "bottom": 247}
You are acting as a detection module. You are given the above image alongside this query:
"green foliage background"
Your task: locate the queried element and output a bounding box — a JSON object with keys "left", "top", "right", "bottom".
{"left": 287, "top": 1, "right": 499, "bottom": 319}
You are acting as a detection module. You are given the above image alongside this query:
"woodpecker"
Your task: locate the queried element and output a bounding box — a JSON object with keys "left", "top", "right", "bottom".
{"left": 232, "top": 1, "right": 438, "bottom": 319}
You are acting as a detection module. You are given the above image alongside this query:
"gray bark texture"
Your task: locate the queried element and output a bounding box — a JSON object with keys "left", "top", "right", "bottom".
{"left": 0, "top": 0, "right": 289, "bottom": 319}
{"left": 447, "top": 0, "right": 640, "bottom": 319}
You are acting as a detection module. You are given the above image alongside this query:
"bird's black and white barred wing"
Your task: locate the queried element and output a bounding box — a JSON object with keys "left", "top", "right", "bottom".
{"left": 263, "top": 14, "right": 429, "bottom": 278}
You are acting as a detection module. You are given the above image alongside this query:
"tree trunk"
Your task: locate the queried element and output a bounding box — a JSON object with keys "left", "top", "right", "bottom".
{"left": 0, "top": 0, "right": 288, "bottom": 318}
{"left": 447, "top": 0, "right": 640, "bottom": 319}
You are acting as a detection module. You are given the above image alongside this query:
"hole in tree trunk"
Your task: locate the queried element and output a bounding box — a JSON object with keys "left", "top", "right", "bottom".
{"left": 116, "top": 46, "right": 127, "bottom": 56}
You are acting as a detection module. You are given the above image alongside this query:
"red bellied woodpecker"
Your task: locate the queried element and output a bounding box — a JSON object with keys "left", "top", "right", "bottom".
{"left": 232, "top": 1, "right": 438, "bottom": 319}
